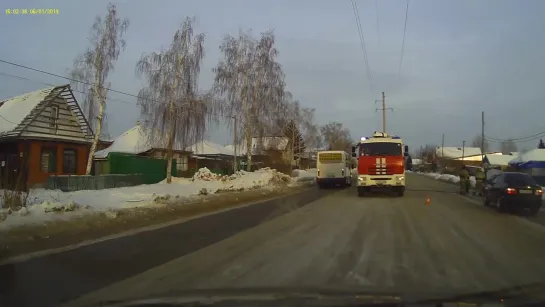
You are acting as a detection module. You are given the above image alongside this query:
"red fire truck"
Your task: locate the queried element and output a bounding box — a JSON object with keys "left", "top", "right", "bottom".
{"left": 351, "top": 131, "right": 408, "bottom": 197}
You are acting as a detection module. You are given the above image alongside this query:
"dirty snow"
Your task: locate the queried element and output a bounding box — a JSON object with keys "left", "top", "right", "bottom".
{"left": 290, "top": 168, "right": 317, "bottom": 185}
{"left": 419, "top": 171, "right": 477, "bottom": 187}
{"left": 0, "top": 167, "right": 297, "bottom": 230}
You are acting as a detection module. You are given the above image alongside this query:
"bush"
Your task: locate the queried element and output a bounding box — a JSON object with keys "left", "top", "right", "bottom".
{"left": 1, "top": 189, "right": 32, "bottom": 210}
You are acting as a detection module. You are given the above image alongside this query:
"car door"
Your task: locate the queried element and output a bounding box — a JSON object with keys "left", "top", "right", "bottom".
{"left": 488, "top": 174, "right": 506, "bottom": 203}
{"left": 483, "top": 174, "right": 498, "bottom": 199}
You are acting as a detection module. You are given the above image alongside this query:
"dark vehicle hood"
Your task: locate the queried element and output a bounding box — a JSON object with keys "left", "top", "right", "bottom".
{"left": 74, "top": 284, "right": 545, "bottom": 307}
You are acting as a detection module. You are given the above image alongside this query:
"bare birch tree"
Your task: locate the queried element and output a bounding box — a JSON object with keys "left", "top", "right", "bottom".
{"left": 214, "top": 30, "right": 286, "bottom": 171}
{"left": 69, "top": 3, "right": 129, "bottom": 175}
{"left": 136, "top": 17, "right": 221, "bottom": 183}
{"left": 320, "top": 122, "right": 353, "bottom": 152}
{"left": 300, "top": 107, "right": 321, "bottom": 154}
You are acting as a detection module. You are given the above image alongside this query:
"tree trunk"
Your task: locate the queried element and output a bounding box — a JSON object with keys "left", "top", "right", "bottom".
{"left": 165, "top": 99, "right": 176, "bottom": 184}
{"left": 85, "top": 84, "right": 107, "bottom": 175}
{"left": 86, "top": 99, "right": 105, "bottom": 175}
{"left": 245, "top": 118, "right": 252, "bottom": 172}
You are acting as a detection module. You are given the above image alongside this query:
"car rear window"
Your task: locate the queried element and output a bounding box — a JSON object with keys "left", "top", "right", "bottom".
{"left": 505, "top": 173, "right": 537, "bottom": 186}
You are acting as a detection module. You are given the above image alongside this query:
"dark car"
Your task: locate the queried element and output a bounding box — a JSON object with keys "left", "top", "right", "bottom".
{"left": 483, "top": 172, "right": 543, "bottom": 215}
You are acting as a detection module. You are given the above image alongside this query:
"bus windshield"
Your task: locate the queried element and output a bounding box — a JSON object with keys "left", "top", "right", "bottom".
{"left": 359, "top": 142, "right": 402, "bottom": 156}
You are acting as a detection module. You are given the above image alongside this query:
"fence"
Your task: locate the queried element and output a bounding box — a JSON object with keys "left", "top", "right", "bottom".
{"left": 46, "top": 152, "right": 177, "bottom": 192}
{"left": 46, "top": 174, "right": 144, "bottom": 192}
{"left": 107, "top": 152, "right": 176, "bottom": 184}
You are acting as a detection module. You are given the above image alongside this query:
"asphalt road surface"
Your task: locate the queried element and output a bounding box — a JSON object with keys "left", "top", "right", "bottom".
{"left": 66, "top": 173, "right": 545, "bottom": 306}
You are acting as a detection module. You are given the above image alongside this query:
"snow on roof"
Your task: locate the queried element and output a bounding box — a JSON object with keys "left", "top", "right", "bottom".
{"left": 436, "top": 146, "right": 482, "bottom": 158}
{"left": 484, "top": 154, "right": 514, "bottom": 166}
{"left": 509, "top": 149, "right": 545, "bottom": 164}
{"left": 94, "top": 124, "right": 187, "bottom": 158}
{"left": 188, "top": 140, "right": 234, "bottom": 156}
{"left": 0, "top": 86, "right": 56, "bottom": 134}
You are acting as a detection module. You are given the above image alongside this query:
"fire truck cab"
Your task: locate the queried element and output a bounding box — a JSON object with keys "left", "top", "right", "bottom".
{"left": 351, "top": 131, "right": 408, "bottom": 197}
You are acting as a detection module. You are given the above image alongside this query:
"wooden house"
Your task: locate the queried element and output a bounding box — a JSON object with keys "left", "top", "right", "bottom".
{"left": 0, "top": 84, "right": 93, "bottom": 189}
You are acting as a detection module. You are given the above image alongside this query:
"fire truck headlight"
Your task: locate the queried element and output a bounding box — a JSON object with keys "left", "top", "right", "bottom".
{"left": 396, "top": 176, "right": 405, "bottom": 181}
{"left": 358, "top": 176, "right": 366, "bottom": 182}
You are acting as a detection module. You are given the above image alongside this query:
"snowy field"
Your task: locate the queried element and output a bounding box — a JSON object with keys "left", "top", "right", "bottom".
{"left": 0, "top": 167, "right": 316, "bottom": 230}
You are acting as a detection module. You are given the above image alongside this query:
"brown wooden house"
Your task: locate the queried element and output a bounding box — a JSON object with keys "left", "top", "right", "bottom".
{"left": 0, "top": 84, "right": 93, "bottom": 189}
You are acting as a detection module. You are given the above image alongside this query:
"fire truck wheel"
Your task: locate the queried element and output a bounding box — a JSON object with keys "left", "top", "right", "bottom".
{"left": 357, "top": 187, "right": 366, "bottom": 197}
{"left": 395, "top": 187, "right": 405, "bottom": 197}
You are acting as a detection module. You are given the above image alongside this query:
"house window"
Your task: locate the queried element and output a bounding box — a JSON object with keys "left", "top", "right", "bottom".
{"left": 176, "top": 155, "right": 188, "bottom": 172}
{"left": 63, "top": 149, "right": 77, "bottom": 174}
{"left": 40, "top": 147, "right": 56, "bottom": 173}
{"left": 49, "top": 106, "right": 59, "bottom": 129}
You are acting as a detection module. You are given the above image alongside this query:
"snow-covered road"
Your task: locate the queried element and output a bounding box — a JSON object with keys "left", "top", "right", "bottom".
{"left": 65, "top": 172, "right": 545, "bottom": 306}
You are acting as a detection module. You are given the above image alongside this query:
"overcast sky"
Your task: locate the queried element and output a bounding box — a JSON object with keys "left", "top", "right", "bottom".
{"left": 2, "top": 0, "right": 545, "bottom": 152}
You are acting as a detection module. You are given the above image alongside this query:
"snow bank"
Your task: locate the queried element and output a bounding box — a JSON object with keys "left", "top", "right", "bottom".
{"left": 0, "top": 167, "right": 292, "bottom": 230}
{"left": 417, "top": 171, "right": 476, "bottom": 187}
{"left": 289, "top": 168, "right": 317, "bottom": 185}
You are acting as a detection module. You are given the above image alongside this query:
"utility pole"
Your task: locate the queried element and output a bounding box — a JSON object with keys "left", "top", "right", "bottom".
{"left": 441, "top": 133, "right": 445, "bottom": 158}
{"left": 462, "top": 140, "right": 466, "bottom": 162}
{"left": 233, "top": 116, "right": 237, "bottom": 172}
{"left": 481, "top": 111, "right": 485, "bottom": 166}
{"left": 375, "top": 91, "right": 393, "bottom": 133}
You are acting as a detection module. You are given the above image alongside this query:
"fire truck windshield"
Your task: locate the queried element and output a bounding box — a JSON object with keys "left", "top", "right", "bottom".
{"left": 359, "top": 142, "right": 402, "bottom": 156}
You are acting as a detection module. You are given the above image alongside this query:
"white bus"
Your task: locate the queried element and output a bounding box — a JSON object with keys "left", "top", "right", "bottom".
{"left": 316, "top": 150, "right": 352, "bottom": 188}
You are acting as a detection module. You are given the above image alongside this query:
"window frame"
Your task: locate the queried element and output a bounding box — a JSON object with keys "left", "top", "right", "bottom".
{"left": 49, "top": 106, "right": 59, "bottom": 129}
{"left": 176, "top": 155, "right": 188, "bottom": 172}
{"left": 62, "top": 148, "right": 78, "bottom": 174}
{"left": 40, "top": 146, "right": 57, "bottom": 173}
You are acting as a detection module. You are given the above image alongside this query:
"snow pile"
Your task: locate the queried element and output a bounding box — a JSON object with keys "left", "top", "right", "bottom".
{"left": 290, "top": 168, "right": 317, "bottom": 184}
{"left": 0, "top": 167, "right": 292, "bottom": 230}
{"left": 189, "top": 167, "right": 290, "bottom": 186}
{"left": 418, "top": 171, "right": 476, "bottom": 187}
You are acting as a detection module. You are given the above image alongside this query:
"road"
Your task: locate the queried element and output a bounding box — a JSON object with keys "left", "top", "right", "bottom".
{"left": 65, "top": 172, "right": 545, "bottom": 306}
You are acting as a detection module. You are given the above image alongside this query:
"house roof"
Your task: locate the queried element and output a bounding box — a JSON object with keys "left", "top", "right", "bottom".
{"left": 484, "top": 154, "right": 514, "bottom": 166}
{"left": 188, "top": 140, "right": 234, "bottom": 156}
{"left": 509, "top": 149, "right": 545, "bottom": 164}
{"left": 436, "top": 146, "right": 482, "bottom": 159}
{"left": 94, "top": 123, "right": 189, "bottom": 158}
{"left": 0, "top": 84, "right": 93, "bottom": 140}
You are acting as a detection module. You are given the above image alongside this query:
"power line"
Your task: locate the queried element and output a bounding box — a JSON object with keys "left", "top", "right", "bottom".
{"left": 350, "top": 0, "right": 374, "bottom": 93}
{"left": 396, "top": 0, "right": 410, "bottom": 87}
{"left": 374, "top": 0, "right": 381, "bottom": 46}
{"left": 0, "top": 59, "right": 232, "bottom": 119}
{"left": 0, "top": 71, "right": 132, "bottom": 105}
{"left": 485, "top": 131, "right": 545, "bottom": 144}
